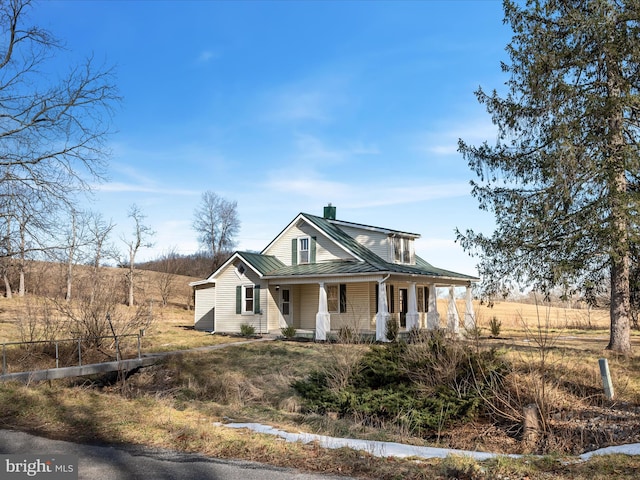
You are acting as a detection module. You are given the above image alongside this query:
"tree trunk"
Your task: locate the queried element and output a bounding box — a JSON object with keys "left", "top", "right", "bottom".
{"left": 128, "top": 259, "right": 135, "bottom": 307}
{"left": 66, "top": 261, "right": 73, "bottom": 301}
{"left": 608, "top": 255, "right": 631, "bottom": 353}
{"left": 605, "top": 49, "right": 631, "bottom": 354}
{"left": 4, "top": 274, "right": 12, "bottom": 299}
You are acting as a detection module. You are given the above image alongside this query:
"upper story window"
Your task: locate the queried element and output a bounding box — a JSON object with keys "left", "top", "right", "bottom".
{"left": 299, "top": 236, "right": 310, "bottom": 264}
{"left": 291, "top": 235, "right": 315, "bottom": 265}
{"left": 393, "top": 236, "right": 414, "bottom": 264}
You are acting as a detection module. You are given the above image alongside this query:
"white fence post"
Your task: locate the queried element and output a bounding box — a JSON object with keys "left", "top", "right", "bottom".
{"left": 598, "top": 358, "right": 614, "bottom": 400}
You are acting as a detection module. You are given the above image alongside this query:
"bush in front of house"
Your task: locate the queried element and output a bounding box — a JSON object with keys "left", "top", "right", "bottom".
{"left": 280, "top": 325, "right": 297, "bottom": 339}
{"left": 240, "top": 323, "right": 256, "bottom": 337}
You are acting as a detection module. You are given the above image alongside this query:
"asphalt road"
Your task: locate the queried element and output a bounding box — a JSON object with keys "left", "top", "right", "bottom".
{"left": 0, "top": 429, "right": 356, "bottom": 480}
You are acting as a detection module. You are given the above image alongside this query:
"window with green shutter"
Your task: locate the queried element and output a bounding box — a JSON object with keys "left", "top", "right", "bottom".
{"left": 237, "top": 285, "right": 258, "bottom": 314}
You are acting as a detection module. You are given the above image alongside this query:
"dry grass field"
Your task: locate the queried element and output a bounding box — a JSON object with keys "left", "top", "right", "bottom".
{"left": 1, "top": 268, "right": 640, "bottom": 479}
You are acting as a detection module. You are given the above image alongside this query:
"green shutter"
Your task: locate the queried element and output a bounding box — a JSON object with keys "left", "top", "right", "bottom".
{"left": 375, "top": 284, "right": 379, "bottom": 313}
{"left": 254, "top": 285, "right": 261, "bottom": 314}
{"left": 390, "top": 285, "right": 395, "bottom": 313}
{"left": 291, "top": 239, "right": 297, "bottom": 265}
{"left": 236, "top": 286, "right": 242, "bottom": 314}
{"left": 339, "top": 284, "right": 347, "bottom": 313}
{"left": 310, "top": 236, "right": 317, "bottom": 263}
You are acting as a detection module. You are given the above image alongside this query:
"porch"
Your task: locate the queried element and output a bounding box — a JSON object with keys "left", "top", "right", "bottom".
{"left": 266, "top": 278, "right": 476, "bottom": 341}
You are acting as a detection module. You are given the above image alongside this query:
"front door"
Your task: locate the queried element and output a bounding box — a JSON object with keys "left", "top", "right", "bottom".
{"left": 399, "top": 288, "right": 407, "bottom": 328}
{"left": 281, "top": 288, "right": 292, "bottom": 326}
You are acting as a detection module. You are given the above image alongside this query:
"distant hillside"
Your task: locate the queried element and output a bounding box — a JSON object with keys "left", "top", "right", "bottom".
{"left": 136, "top": 251, "right": 233, "bottom": 279}
{"left": 4, "top": 260, "right": 199, "bottom": 310}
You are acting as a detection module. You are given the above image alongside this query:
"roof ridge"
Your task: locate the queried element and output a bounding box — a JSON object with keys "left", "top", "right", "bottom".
{"left": 302, "top": 212, "right": 420, "bottom": 237}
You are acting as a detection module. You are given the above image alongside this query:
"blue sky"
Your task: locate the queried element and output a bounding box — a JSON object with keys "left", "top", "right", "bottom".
{"left": 31, "top": 1, "right": 511, "bottom": 276}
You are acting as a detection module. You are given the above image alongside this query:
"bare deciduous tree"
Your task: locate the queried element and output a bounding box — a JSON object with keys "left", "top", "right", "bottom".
{"left": 0, "top": 0, "right": 118, "bottom": 276}
{"left": 122, "top": 204, "right": 155, "bottom": 307}
{"left": 192, "top": 191, "right": 240, "bottom": 266}
{"left": 61, "top": 209, "right": 88, "bottom": 302}
{"left": 86, "top": 211, "right": 117, "bottom": 304}
{"left": 154, "top": 247, "right": 179, "bottom": 307}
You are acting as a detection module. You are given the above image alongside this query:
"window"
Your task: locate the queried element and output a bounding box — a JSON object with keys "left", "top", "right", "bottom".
{"left": 393, "top": 237, "right": 402, "bottom": 263}
{"left": 236, "top": 284, "right": 260, "bottom": 314}
{"left": 299, "top": 237, "right": 309, "bottom": 264}
{"left": 244, "top": 286, "right": 254, "bottom": 313}
{"left": 281, "top": 289, "right": 290, "bottom": 315}
{"left": 417, "top": 286, "right": 430, "bottom": 312}
{"left": 403, "top": 238, "right": 411, "bottom": 264}
{"left": 327, "top": 285, "right": 338, "bottom": 312}
{"left": 327, "top": 284, "right": 347, "bottom": 313}
{"left": 392, "top": 236, "right": 414, "bottom": 264}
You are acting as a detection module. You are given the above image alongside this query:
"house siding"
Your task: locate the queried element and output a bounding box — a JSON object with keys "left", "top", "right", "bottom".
{"left": 267, "top": 285, "right": 281, "bottom": 330}
{"left": 339, "top": 225, "right": 391, "bottom": 262}
{"left": 298, "top": 284, "right": 317, "bottom": 329}
{"left": 330, "top": 282, "right": 372, "bottom": 331}
{"left": 263, "top": 221, "right": 353, "bottom": 265}
{"left": 215, "top": 261, "right": 267, "bottom": 333}
{"left": 194, "top": 286, "right": 215, "bottom": 331}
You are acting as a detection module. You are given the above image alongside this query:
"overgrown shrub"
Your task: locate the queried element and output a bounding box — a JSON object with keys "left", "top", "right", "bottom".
{"left": 489, "top": 316, "right": 502, "bottom": 337}
{"left": 385, "top": 317, "right": 399, "bottom": 342}
{"left": 240, "top": 323, "right": 256, "bottom": 337}
{"left": 293, "top": 336, "right": 509, "bottom": 436}
{"left": 337, "top": 325, "right": 358, "bottom": 343}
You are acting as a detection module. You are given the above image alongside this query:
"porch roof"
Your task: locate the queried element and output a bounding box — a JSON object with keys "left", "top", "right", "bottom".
{"left": 259, "top": 255, "right": 478, "bottom": 281}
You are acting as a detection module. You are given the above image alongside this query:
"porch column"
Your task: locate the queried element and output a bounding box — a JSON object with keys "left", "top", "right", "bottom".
{"left": 464, "top": 286, "right": 476, "bottom": 331}
{"left": 426, "top": 284, "right": 440, "bottom": 330}
{"left": 406, "top": 282, "right": 419, "bottom": 331}
{"left": 446, "top": 285, "right": 460, "bottom": 335}
{"left": 375, "top": 281, "right": 391, "bottom": 342}
{"left": 315, "top": 282, "right": 331, "bottom": 341}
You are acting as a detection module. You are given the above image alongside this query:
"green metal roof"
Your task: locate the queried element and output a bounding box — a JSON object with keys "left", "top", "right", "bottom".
{"left": 237, "top": 251, "right": 285, "bottom": 275}
{"left": 230, "top": 213, "right": 478, "bottom": 282}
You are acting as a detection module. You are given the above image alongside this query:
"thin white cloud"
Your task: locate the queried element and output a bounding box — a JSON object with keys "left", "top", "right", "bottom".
{"left": 94, "top": 182, "right": 196, "bottom": 195}
{"left": 196, "top": 50, "right": 218, "bottom": 63}
{"left": 265, "top": 174, "right": 469, "bottom": 209}
{"left": 290, "top": 133, "right": 380, "bottom": 166}
{"left": 261, "top": 73, "right": 351, "bottom": 124}
{"left": 416, "top": 117, "right": 499, "bottom": 157}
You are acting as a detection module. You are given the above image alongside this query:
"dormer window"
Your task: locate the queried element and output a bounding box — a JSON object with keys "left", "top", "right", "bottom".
{"left": 393, "top": 236, "right": 414, "bottom": 264}
{"left": 299, "top": 236, "right": 310, "bottom": 264}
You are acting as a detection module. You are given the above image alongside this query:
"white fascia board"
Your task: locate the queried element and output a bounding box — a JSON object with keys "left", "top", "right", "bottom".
{"left": 210, "top": 252, "right": 265, "bottom": 280}
{"left": 330, "top": 219, "right": 421, "bottom": 239}
{"left": 261, "top": 213, "right": 305, "bottom": 254}
{"left": 189, "top": 279, "right": 215, "bottom": 287}
{"left": 261, "top": 213, "right": 363, "bottom": 263}
{"left": 235, "top": 252, "right": 267, "bottom": 278}
{"left": 302, "top": 215, "right": 365, "bottom": 262}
